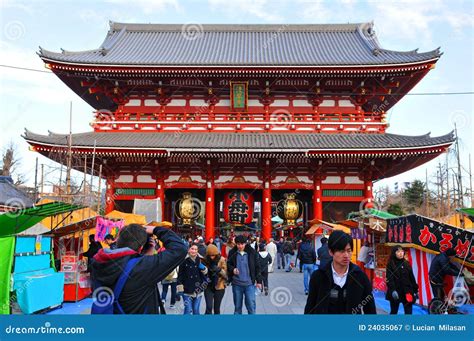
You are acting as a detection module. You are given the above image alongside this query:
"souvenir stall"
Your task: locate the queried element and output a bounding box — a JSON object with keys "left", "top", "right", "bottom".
{"left": 306, "top": 219, "right": 357, "bottom": 264}
{"left": 0, "top": 202, "right": 84, "bottom": 314}
{"left": 386, "top": 214, "right": 473, "bottom": 307}
{"left": 51, "top": 216, "right": 125, "bottom": 302}
{"left": 342, "top": 209, "right": 397, "bottom": 288}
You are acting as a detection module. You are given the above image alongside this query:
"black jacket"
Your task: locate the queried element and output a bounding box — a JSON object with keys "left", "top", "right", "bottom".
{"left": 385, "top": 259, "right": 418, "bottom": 302}
{"left": 257, "top": 252, "right": 272, "bottom": 275}
{"left": 282, "top": 241, "right": 294, "bottom": 255}
{"left": 429, "top": 253, "right": 460, "bottom": 284}
{"left": 177, "top": 256, "right": 209, "bottom": 295}
{"left": 317, "top": 244, "right": 332, "bottom": 270}
{"left": 197, "top": 242, "right": 207, "bottom": 258}
{"left": 304, "top": 262, "right": 376, "bottom": 314}
{"left": 83, "top": 241, "right": 103, "bottom": 270}
{"left": 91, "top": 227, "right": 187, "bottom": 314}
{"left": 297, "top": 242, "right": 316, "bottom": 265}
{"left": 227, "top": 245, "right": 262, "bottom": 284}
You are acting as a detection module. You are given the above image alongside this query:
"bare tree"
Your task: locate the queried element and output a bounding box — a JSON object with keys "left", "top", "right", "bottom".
{"left": 1, "top": 141, "right": 26, "bottom": 185}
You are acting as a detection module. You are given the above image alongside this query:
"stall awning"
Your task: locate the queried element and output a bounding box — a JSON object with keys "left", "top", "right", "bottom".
{"left": 0, "top": 202, "right": 85, "bottom": 237}
{"left": 50, "top": 217, "right": 97, "bottom": 237}
{"left": 306, "top": 219, "right": 351, "bottom": 234}
{"left": 348, "top": 208, "right": 398, "bottom": 220}
{"left": 105, "top": 210, "right": 146, "bottom": 225}
{"left": 458, "top": 208, "right": 474, "bottom": 222}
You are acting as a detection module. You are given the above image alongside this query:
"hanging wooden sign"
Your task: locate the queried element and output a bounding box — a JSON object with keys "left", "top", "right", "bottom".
{"left": 230, "top": 82, "right": 248, "bottom": 112}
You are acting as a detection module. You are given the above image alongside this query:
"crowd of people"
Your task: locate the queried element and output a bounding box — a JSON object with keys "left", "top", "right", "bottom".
{"left": 83, "top": 224, "right": 464, "bottom": 315}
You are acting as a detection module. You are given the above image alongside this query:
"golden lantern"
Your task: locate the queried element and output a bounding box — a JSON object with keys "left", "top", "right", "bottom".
{"left": 174, "top": 192, "right": 201, "bottom": 226}
{"left": 277, "top": 193, "right": 303, "bottom": 226}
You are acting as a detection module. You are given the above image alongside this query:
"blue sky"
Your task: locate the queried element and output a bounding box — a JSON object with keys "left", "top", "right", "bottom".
{"left": 0, "top": 0, "right": 473, "bottom": 195}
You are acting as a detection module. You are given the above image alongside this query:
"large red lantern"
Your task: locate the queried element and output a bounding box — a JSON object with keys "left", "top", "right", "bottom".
{"left": 223, "top": 191, "right": 254, "bottom": 225}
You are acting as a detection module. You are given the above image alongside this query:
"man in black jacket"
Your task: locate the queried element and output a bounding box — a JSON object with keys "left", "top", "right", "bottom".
{"left": 317, "top": 237, "right": 332, "bottom": 270}
{"left": 82, "top": 234, "right": 102, "bottom": 272}
{"left": 304, "top": 231, "right": 376, "bottom": 314}
{"left": 428, "top": 249, "right": 460, "bottom": 300}
{"left": 297, "top": 238, "right": 317, "bottom": 295}
{"left": 227, "top": 235, "right": 262, "bottom": 314}
{"left": 91, "top": 224, "right": 187, "bottom": 314}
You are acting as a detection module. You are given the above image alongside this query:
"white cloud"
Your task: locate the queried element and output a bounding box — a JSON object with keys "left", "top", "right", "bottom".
{"left": 105, "top": 0, "right": 181, "bottom": 14}
{"left": 208, "top": 0, "right": 283, "bottom": 22}
{"left": 369, "top": 0, "right": 473, "bottom": 49}
{"left": 298, "top": 0, "right": 331, "bottom": 22}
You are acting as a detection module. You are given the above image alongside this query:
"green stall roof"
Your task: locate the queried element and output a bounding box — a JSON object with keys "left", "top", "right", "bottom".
{"left": 0, "top": 202, "right": 85, "bottom": 237}
{"left": 348, "top": 208, "right": 398, "bottom": 220}
{"left": 458, "top": 208, "right": 474, "bottom": 221}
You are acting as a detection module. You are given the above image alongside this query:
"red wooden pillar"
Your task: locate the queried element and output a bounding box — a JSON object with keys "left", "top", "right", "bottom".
{"left": 205, "top": 161, "right": 215, "bottom": 242}
{"left": 313, "top": 176, "right": 323, "bottom": 220}
{"left": 262, "top": 162, "right": 272, "bottom": 242}
{"left": 105, "top": 175, "right": 115, "bottom": 214}
{"left": 155, "top": 175, "right": 165, "bottom": 221}
{"left": 364, "top": 179, "right": 374, "bottom": 208}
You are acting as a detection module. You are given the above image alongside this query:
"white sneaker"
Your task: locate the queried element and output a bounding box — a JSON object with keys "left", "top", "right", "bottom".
{"left": 169, "top": 304, "right": 175, "bottom": 309}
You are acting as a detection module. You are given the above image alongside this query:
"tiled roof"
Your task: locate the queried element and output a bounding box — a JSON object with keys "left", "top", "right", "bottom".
{"left": 38, "top": 22, "right": 441, "bottom": 67}
{"left": 23, "top": 130, "right": 455, "bottom": 152}
{"left": 0, "top": 177, "right": 34, "bottom": 207}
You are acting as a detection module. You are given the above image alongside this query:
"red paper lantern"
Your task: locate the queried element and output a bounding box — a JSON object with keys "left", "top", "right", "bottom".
{"left": 223, "top": 191, "right": 254, "bottom": 225}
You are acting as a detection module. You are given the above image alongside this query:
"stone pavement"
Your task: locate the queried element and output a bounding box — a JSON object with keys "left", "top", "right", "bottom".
{"left": 163, "top": 266, "right": 308, "bottom": 315}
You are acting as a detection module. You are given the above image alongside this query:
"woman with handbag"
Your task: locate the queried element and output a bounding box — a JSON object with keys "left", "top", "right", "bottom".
{"left": 385, "top": 245, "right": 419, "bottom": 314}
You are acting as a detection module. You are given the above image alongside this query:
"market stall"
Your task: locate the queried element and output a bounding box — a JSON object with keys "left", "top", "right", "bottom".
{"left": 0, "top": 202, "right": 84, "bottom": 314}
{"left": 341, "top": 209, "right": 398, "bottom": 288}
{"left": 386, "top": 214, "right": 473, "bottom": 307}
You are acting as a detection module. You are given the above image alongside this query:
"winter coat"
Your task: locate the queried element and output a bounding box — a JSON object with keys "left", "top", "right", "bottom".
{"left": 227, "top": 245, "right": 262, "bottom": 285}
{"left": 304, "top": 262, "right": 376, "bottom": 314}
{"left": 177, "top": 255, "right": 209, "bottom": 295}
{"left": 385, "top": 259, "right": 418, "bottom": 302}
{"left": 197, "top": 242, "right": 207, "bottom": 258}
{"left": 282, "top": 241, "right": 294, "bottom": 255}
{"left": 317, "top": 244, "right": 332, "bottom": 270}
{"left": 297, "top": 242, "right": 317, "bottom": 265}
{"left": 203, "top": 256, "right": 228, "bottom": 290}
{"left": 257, "top": 251, "right": 272, "bottom": 275}
{"left": 91, "top": 227, "right": 187, "bottom": 314}
{"left": 429, "top": 253, "right": 460, "bottom": 284}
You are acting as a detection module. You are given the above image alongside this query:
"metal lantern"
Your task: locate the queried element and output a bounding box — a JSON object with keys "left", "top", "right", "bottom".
{"left": 174, "top": 192, "right": 201, "bottom": 226}
{"left": 276, "top": 193, "right": 303, "bottom": 226}
{"left": 223, "top": 190, "right": 254, "bottom": 226}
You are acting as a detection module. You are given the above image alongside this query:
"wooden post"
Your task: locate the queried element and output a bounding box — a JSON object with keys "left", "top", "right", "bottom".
{"left": 155, "top": 170, "right": 165, "bottom": 221}
{"left": 105, "top": 175, "right": 115, "bottom": 214}
{"left": 205, "top": 160, "right": 215, "bottom": 242}
{"left": 313, "top": 175, "right": 323, "bottom": 220}
{"left": 260, "top": 160, "right": 272, "bottom": 242}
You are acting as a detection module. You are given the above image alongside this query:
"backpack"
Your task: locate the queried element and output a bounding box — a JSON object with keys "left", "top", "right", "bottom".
{"left": 91, "top": 257, "right": 166, "bottom": 314}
